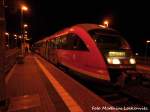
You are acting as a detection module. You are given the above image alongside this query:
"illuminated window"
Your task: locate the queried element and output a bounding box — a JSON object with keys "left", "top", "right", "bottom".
{"left": 108, "top": 51, "right": 126, "bottom": 57}
{"left": 67, "top": 33, "right": 88, "bottom": 51}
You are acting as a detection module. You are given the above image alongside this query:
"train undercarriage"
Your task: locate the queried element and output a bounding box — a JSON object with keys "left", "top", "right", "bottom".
{"left": 109, "top": 68, "right": 144, "bottom": 87}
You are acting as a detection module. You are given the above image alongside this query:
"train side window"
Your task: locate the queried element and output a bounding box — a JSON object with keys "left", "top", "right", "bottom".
{"left": 48, "top": 41, "right": 51, "bottom": 48}
{"left": 54, "top": 38, "right": 57, "bottom": 49}
{"left": 57, "top": 37, "right": 62, "bottom": 49}
{"left": 42, "top": 43, "right": 44, "bottom": 48}
{"left": 55, "top": 38, "right": 58, "bottom": 49}
{"left": 50, "top": 39, "right": 54, "bottom": 48}
{"left": 46, "top": 41, "right": 48, "bottom": 48}
{"left": 51, "top": 39, "right": 57, "bottom": 49}
{"left": 66, "top": 33, "right": 74, "bottom": 50}
{"left": 68, "top": 33, "right": 88, "bottom": 51}
{"left": 59, "top": 37, "right": 62, "bottom": 49}
{"left": 60, "top": 35, "right": 68, "bottom": 49}
{"left": 44, "top": 42, "right": 46, "bottom": 47}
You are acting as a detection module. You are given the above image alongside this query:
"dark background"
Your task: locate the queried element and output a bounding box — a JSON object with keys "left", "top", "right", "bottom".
{"left": 5, "top": 0, "right": 150, "bottom": 56}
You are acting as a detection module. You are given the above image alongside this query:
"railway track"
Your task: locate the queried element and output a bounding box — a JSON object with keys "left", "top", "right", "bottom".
{"left": 94, "top": 85, "right": 150, "bottom": 111}
{"left": 60, "top": 68, "right": 150, "bottom": 111}
{"left": 88, "top": 82, "right": 149, "bottom": 111}
{"left": 137, "top": 70, "right": 150, "bottom": 88}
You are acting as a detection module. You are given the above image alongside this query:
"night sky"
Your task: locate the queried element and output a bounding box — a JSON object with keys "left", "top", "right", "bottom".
{"left": 6, "top": 0, "right": 150, "bottom": 56}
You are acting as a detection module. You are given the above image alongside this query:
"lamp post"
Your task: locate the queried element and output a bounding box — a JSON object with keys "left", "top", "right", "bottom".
{"left": 14, "top": 34, "right": 17, "bottom": 47}
{"left": 145, "top": 40, "right": 150, "bottom": 64}
{"left": 23, "top": 24, "right": 28, "bottom": 53}
{"left": 104, "top": 20, "right": 109, "bottom": 27}
{"left": 23, "top": 24, "right": 28, "bottom": 40}
{"left": 23, "top": 24, "right": 28, "bottom": 38}
{"left": 23, "top": 24, "right": 28, "bottom": 39}
{"left": 5, "top": 32, "right": 9, "bottom": 48}
{"left": 21, "top": 5, "right": 28, "bottom": 55}
{"left": 24, "top": 24, "right": 28, "bottom": 27}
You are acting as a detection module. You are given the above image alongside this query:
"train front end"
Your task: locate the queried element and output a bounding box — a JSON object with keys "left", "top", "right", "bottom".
{"left": 89, "top": 28, "right": 136, "bottom": 84}
{"left": 106, "top": 50, "right": 136, "bottom": 83}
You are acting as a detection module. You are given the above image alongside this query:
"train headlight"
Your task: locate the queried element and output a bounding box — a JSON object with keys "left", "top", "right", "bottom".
{"left": 107, "top": 58, "right": 111, "bottom": 64}
{"left": 129, "top": 58, "right": 136, "bottom": 64}
{"left": 112, "top": 58, "right": 121, "bottom": 64}
{"left": 107, "top": 58, "right": 121, "bottom": 64}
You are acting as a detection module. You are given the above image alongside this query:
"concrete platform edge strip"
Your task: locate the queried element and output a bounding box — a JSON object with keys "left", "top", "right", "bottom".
{"left": 5, "top": 65, "right": 16, "bottom": 84}
{"left": 34, "top": 57, "right": 84, "bottom": 112}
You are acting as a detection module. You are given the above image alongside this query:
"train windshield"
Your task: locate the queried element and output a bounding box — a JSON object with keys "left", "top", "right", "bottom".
{"left": 88, "top": 29, "right": 130, "bottom": 50}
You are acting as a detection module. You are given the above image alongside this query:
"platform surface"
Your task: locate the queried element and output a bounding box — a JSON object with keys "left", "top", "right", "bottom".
{"left": 5, "top": 54, "right": 115, "bottom": 112}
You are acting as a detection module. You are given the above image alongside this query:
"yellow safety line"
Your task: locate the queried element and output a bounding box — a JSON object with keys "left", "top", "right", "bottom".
{"left": 34, "top": 57, "right": 83, "bottom": 112}
{"left": 5, "top": 64, "right": 16, "bottom": 84}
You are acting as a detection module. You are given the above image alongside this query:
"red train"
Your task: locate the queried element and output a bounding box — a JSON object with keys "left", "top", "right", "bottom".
{"left": 34, "top": 24, "right": 136, "bottom": 85}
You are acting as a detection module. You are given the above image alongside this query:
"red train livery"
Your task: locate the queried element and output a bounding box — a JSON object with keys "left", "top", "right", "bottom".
{"left": 34, "top": 24, "right": 136, "bottom": 84}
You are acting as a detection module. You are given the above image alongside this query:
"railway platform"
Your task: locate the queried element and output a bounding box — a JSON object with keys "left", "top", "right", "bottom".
{"left": 137, "top": 64, "right": 150, "bottom": 72}
{"left": 3, "top": 54, "right": 114, "bottom": 112}
{"left": 137, "top": 64, "right": 150, "bottom": 79}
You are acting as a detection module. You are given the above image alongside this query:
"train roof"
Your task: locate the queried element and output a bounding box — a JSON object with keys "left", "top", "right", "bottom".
{"left": 73, "top": 23, "right": 101, "bottom": 31}
{"left": 72, "top": 23, "right": 117, "bottom": 32}
{"left": 35, "top": 23, "right": 120, "bottom": 44}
